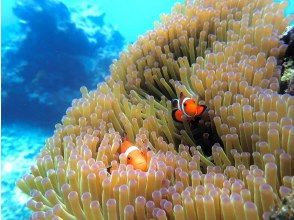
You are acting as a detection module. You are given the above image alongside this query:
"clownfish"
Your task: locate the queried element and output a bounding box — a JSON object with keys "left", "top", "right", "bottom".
{"left": 172, "top": 92, "right": 207, "bottom": 122}
{"left": 120, "top": 136, "right": 149, "bottom": 172}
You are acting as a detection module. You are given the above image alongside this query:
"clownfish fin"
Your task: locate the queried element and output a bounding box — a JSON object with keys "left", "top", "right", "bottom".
{"left": 172, "top": 109, "right": 184, "bottom": 122}
{"left": 195, "top": 105, "right": 207, "bottom": 116}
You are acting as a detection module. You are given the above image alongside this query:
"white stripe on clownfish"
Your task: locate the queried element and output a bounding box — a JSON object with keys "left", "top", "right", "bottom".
{"left": 174, "top": 96, "right": 196, "bottom": 118}
{"left": 124, "top": 146, "right": 140, "bottom": 157}
{"left": 181, "top": 97, "right": 193, "bottom": 117}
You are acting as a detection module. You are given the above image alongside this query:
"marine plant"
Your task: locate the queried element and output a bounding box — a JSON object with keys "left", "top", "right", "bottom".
{"left": 17, "top": 0, "right": 294, "bottom": 219}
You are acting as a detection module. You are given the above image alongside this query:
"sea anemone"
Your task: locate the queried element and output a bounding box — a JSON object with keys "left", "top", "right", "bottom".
{"left": 17, "top": 0, "right": 293, "bottom": 219}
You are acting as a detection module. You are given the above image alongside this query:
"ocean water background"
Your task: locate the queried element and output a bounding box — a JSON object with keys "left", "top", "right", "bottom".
{"left": 1, "top": 0, "right": 293, "bottom": 219}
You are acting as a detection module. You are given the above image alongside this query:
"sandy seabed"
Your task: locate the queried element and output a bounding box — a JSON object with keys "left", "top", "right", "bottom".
{"left": 1, "top": 124, "right": 49, "bottom": 220}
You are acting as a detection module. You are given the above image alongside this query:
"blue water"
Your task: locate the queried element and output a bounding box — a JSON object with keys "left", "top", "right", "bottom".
{"left": 1, "top": 0, "right": 293, "bottom": 219}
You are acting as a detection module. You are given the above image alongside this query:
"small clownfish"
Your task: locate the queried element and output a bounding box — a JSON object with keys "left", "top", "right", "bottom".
{"left": 120, "top": 136, "right": 149, "bottom": 172}
{"left": 172, "top": 92, "right": 207, "bottom": 123}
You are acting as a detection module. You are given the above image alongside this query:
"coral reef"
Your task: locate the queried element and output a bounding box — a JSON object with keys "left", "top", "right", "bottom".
{"left": 281, "top": 59, "right": 294, "bottom": 95}
{"left": 268, "top": 192, "right": 294, "bottom": 219}
{"left": 17, "top": 0, "right": 294, "bottom": 219}
{"left": 280, "top": 26, "right": 294, "bottom": 95}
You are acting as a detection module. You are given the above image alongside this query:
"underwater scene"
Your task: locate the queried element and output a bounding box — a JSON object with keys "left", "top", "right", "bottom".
{"left": 1, "top": 0, "right": 294, "bottom": 219}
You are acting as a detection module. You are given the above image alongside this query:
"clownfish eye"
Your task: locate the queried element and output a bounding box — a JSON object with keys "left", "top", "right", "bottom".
{"left": 184, "top": 103, "right": 187, "bottom": 107}
{"left": 127, "top": 156, "right": 131, "bottom": 160}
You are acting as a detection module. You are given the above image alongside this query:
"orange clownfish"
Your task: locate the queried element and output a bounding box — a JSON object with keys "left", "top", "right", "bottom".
{"left": 120, "top": 136, "right": 150, "bottom": 172}
{"left": 172, "top": 92, "right": 207, "bottom": 122}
